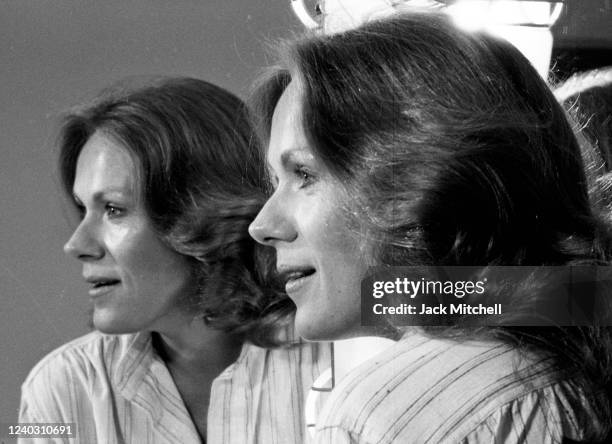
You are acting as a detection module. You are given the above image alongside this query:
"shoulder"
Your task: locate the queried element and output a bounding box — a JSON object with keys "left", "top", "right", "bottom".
{"left": 20, "top": 331, "right": 142, "bottom": 420}
{"left": 317, "top": 332, "right": 585, "bottom": 443}
{"left": 459, "top": 380, "right": 600, "bottom": 443}
{"left": 23, "top": 331, "right": 139, "bottom": 388}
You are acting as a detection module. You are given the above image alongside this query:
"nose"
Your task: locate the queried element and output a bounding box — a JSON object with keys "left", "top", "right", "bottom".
{"left": 249, "top": 194, "right": 297, "bottom": 246}
{"left": 63, "top": 217, "right": 104, "bottom": 261}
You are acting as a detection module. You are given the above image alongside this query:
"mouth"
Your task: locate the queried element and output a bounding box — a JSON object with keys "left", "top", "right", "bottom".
{"left": 278, "top": 267, "right": 316, "bottom": 295}
{"left": 86, "top": 278, "right": 121, "bottom": 297}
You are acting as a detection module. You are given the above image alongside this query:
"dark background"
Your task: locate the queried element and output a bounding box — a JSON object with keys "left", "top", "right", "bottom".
{"left": 1, "top": 0, "right": 610, "bottom": 427}
{"left": 552, "top": 0, "right": 612, "bottom": 78}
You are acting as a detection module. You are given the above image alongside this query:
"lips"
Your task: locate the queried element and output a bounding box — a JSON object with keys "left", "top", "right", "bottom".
{"left": 85, "top": 276, "right": 121, "bottom": 298}
{"left": 277, "top": 267, "right": 316, "bottom": 294}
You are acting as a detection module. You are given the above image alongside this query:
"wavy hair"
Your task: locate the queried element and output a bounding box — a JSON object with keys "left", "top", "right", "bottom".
{"left": 59, "top": 77, "right": 292, "bottom": 347}
{"left": 251, "top": 13, "right": 612, "bottom": 438}
{"left": 556, "top": 67, "right": 612, "bottom": 226}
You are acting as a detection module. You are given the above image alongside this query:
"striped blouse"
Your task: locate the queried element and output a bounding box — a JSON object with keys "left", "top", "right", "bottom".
{"left": 314, "top": 331, "right": 603, "bottom": 443}
{"left": 19, "top": 330, "right": 331, "bottom": 444}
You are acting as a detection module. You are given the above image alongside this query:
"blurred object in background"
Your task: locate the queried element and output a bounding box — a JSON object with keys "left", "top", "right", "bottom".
{"left": 445, "top": 0, "right": 563, "bottom": 77}
{"left": 551, "top": 0, "right": 612, "bottom": 81}
{"left": 292, "top": 0, "right": 563, "bottom": 77}
{"left": 291, "top": 0, "right": 612, "bottom": 80}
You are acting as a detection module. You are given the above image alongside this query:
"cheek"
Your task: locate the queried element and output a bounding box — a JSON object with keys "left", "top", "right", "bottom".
{"left": 105, "top": 225, "right": 186, "bottom": 282}
{"left": 103, "top": 224, "right": 132, "bottom": 255}
{"left": 313, "top": 202, "right": 363, "bottom": 257}
{"left": 306, "top": 198, "right": 369, "bottom": 278}
{"left": 298, "top": 193, "right": 346, "bottom": 245}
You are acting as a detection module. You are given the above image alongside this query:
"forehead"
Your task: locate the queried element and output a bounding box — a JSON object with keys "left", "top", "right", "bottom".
{"left": 269, "top": 82, "right": 307, "bottom": 156}
{"left": 74, "top": 132, "right": 137, "bottom": 194}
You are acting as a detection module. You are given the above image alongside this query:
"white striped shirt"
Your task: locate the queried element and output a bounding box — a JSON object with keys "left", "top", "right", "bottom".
{"left": 19, "top": 330, "right": 331, "bottom": 444}
{"left": 314, "top": 331, "right": 602, "bottom": 443}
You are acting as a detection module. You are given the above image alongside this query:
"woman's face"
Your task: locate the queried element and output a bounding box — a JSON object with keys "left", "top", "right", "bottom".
{"left": 64, "top": 132, "right": 195, "bottom": 334}
{"left": 249, "top": 82, "right": 371, "bottom": 341}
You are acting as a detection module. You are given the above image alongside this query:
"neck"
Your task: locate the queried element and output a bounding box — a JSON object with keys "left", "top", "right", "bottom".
{"left": 153, "top": 316, "right": 244, "bottom": 377}
{"left": 151, "top": 316, "right": 242, "bottom": 442}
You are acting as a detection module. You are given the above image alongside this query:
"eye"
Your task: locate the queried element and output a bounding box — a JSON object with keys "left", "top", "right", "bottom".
{"left": 105, "top": 204, "right": 125, "bottom": 218}
{"left": 294, "top": 165, "right": 316, "bottom": 188}
{"left": 75, "top": 203, "right": 86, "bottom": 220}
{"left": 268, "top": 173, "right": 279, "bottom": 192}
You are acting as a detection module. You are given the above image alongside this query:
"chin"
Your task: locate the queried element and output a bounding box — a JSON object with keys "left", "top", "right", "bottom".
{"left": 295, "top": 311, "right": 352, "bottom": 342}
{"left": 294, "top": 311, "right": 323, "bottom": 341}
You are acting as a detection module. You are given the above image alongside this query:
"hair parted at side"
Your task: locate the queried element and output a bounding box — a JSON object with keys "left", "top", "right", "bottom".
{"left": 253, "top": 12, "right": 611, "bottom": 266}
{"left": 250, "top": 12, "right": 612, "bottom": 438}
{"left": 59, "top": 76, "right": 292, "bottom": 347}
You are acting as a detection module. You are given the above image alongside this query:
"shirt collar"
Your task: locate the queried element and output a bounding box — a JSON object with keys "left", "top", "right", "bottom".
{"left": 113, "top": 332, "right": 201, "bottom": 442}
{"left": 114, "top": 331, "right": 154, "bottom": 402}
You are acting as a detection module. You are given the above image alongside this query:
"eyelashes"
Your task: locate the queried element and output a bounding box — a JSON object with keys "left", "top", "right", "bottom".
{"left": 104, "top": 204, "right": 125, "bottom": 218}
{"left": 72, "top": 202, "right": 126, "bottom": 219}
{"left": 266, "top": 165, "right": 317, "bottom": 191}
{"left": 75, "top": 203, "right": 86, "bottom": 219}
{"left": 266, "top": 173, "right": 279, "bottom": 194}
{"left": 293, "top": 165, "right": 316, "bottom": 188}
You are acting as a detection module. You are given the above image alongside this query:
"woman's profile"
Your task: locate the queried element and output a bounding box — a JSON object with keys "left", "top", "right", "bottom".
{"left": 19, "top": 77, "right": 329, "bottom": 443}
{"left": 249, "top": 12, "right": 612, "bottom": 442}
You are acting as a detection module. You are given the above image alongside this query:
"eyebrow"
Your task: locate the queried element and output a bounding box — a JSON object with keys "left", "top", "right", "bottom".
{"left": 72, "top": 188, "right": 132, "bottom": 203}
{"left": 265, "top": 147, "right": 315, "bottom": 179}
{"left": 280, "top": 148, "right": 313, "bottom": 168}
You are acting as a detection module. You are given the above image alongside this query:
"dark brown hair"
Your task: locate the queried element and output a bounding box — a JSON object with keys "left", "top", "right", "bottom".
{"left": 251, "top": 13, "right": 612, "bottom": 438}
{"left": 60, "top": 76, "right": 292, "bottom": 347}
{"left": 557, "top": 67, "right": 612, "bottom": 226}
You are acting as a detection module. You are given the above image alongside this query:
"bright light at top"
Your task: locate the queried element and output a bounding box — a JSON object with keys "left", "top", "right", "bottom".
{"left": 289, "top": 0, "right": 565, "bottom": 77}
{"left": 447, "top": 0, "right": 563, "bottom": 31}
{"left": 446, "top": 1, "right": 563, "bottom": 77}
{"left": 289, "top": 0, "right": 563, "bottom": 34}
{"left": 291, "top": 0, "right": 321, "bottom": 29}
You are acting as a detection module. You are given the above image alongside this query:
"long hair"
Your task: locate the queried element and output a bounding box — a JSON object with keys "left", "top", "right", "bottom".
{"left": 251, "top": 13, "right": 612, "bottom": 438}
{"left": 556, "top": 67, "right": 612, "bottom": 226}
{"left": 59, "top": 77, "right": 292, "bottom": 347}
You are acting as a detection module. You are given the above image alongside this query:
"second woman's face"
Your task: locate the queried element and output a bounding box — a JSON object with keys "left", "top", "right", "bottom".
{"left": 63, "top": 132, "right": 195, "bottom": 335}
{"left": 249, "top": 82, "right": 371, "bottom": 341}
